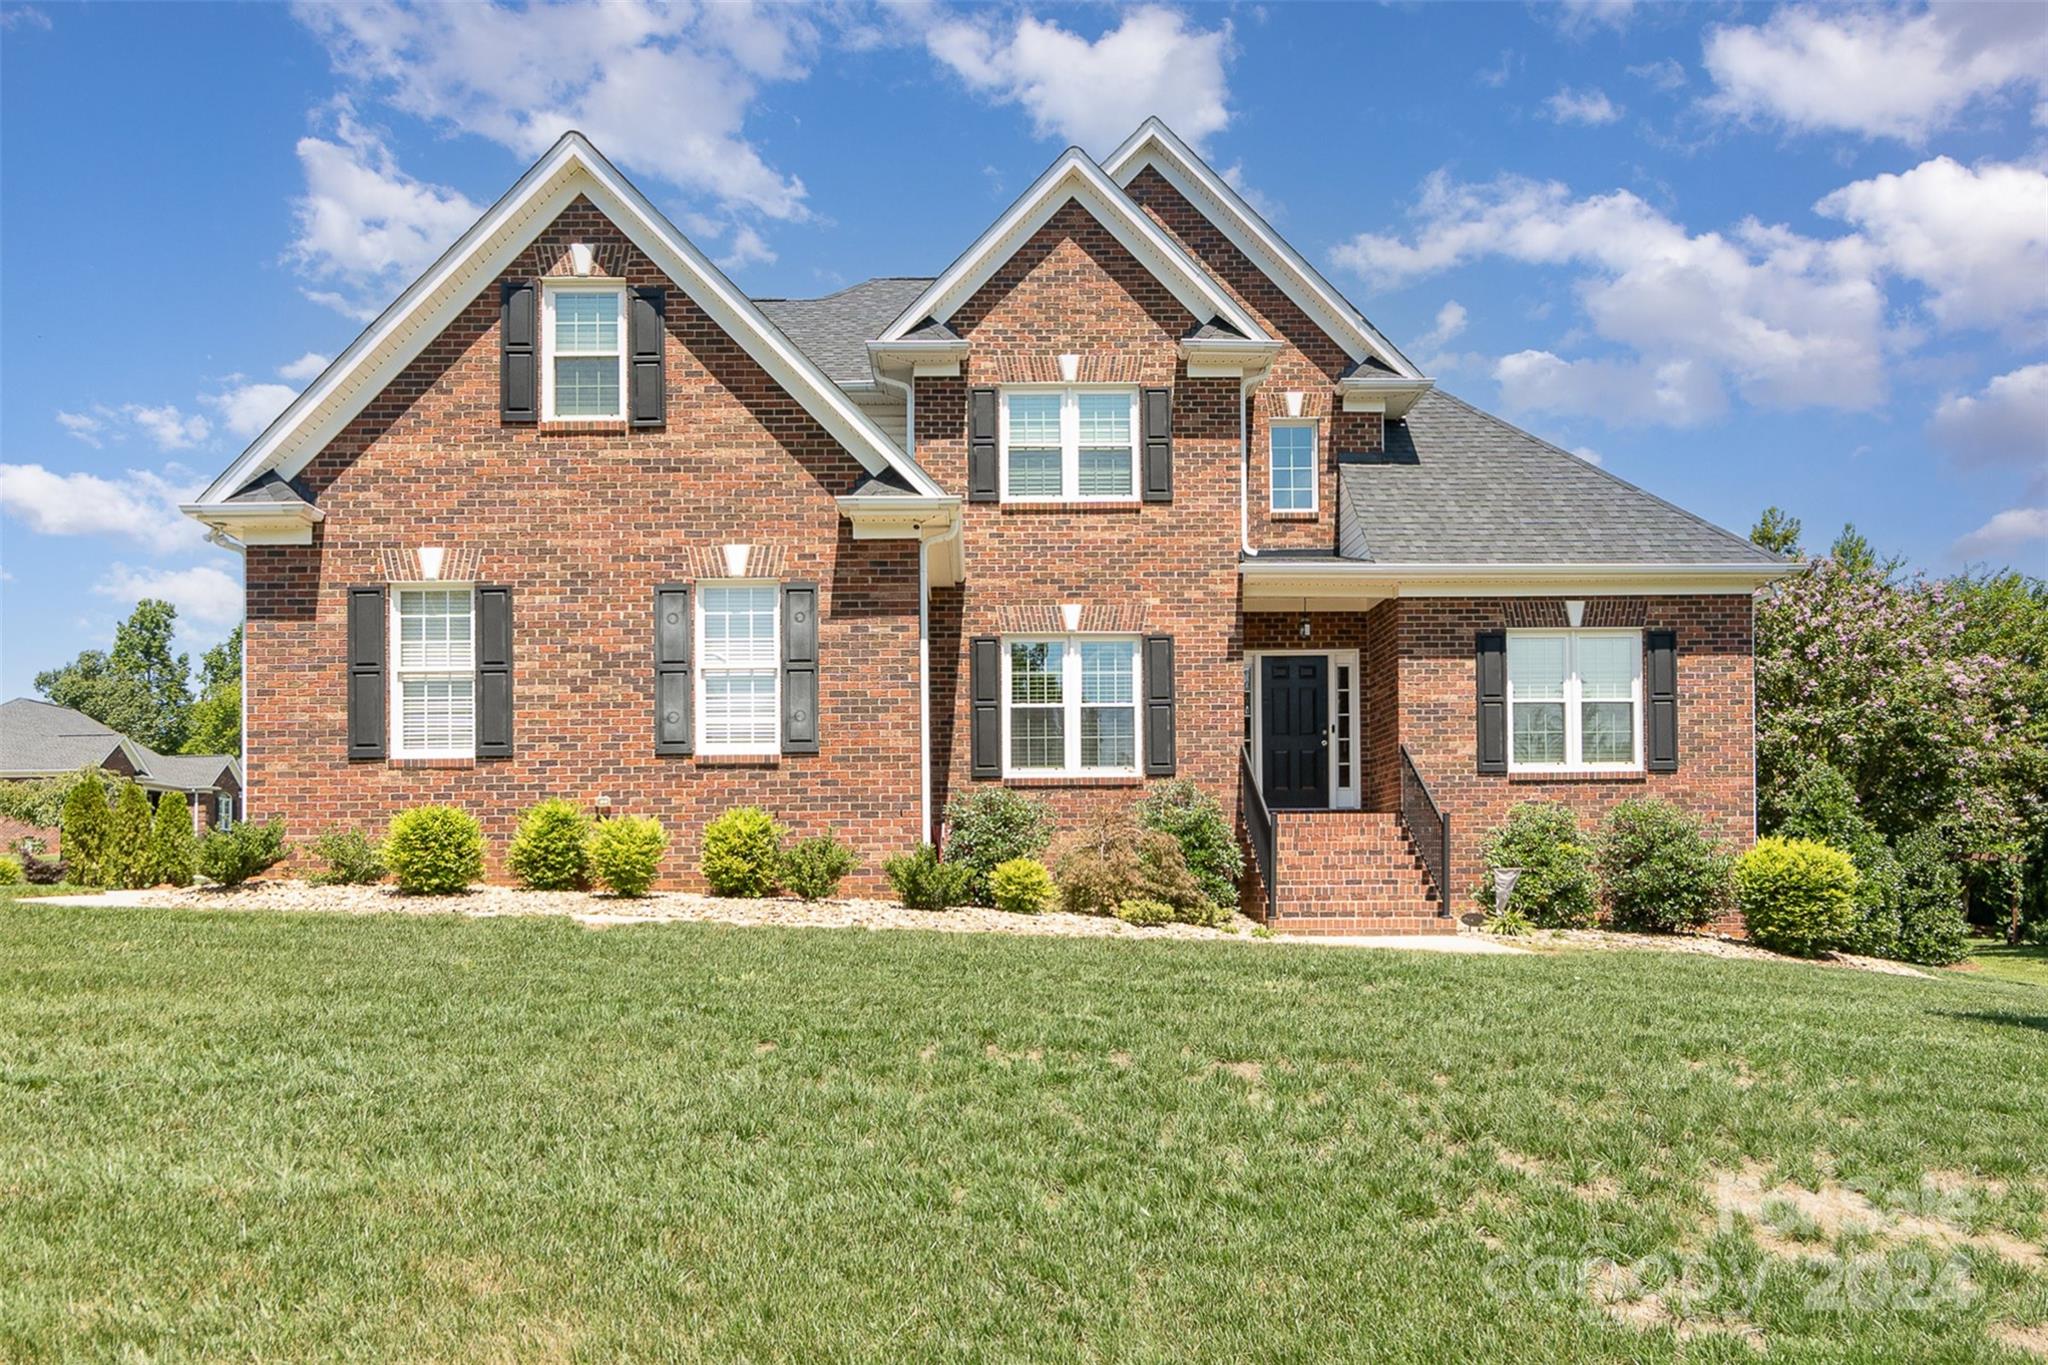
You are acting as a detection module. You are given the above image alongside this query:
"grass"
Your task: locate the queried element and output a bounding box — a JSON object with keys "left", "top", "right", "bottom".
{"left": 1964, "top": 940, "right": 2048, "bottom": 989}
{"left": 3, "top": 899, "right": 2045, "bottom": 1361}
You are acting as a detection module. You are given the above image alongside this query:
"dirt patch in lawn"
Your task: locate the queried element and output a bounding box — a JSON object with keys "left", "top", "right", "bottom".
{"left": 1992, "top": 1323, "right": 2048, "bottom": 1358}
{"left": 1711, "top": 1161, "right": 2042, "bottom": 1270}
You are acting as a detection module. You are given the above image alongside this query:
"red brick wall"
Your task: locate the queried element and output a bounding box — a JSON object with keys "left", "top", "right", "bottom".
{"left": 245, "top": 197, "right": 923, "bottom": 889}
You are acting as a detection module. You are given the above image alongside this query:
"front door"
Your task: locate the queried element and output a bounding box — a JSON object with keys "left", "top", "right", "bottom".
{"left": 1261, "top": 655, "right": 1328, "bottom": 808}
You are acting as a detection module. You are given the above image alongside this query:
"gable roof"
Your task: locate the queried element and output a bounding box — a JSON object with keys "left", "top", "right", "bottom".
{"left": 876, "top": 147, "right": 1271, "bottom": 345}
{"left": 756, "top": 277, "right": 933, "bottom": 387}
{"left": 1103, "top": 117, "right": 1421, "bottom": 380}
{"left": 0, "top": 698, "right": 241, "bottom": 790}
{"left": 190, "top": 132, "right": 945, "bottom": 512}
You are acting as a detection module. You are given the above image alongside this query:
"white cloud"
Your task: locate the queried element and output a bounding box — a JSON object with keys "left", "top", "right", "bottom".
{"left": 94, "top": 563, "right": 243, "bottom": 628}
{"left": 1816, "top": 157, "right": 2048, "bottom": 338}
{"left": 1418, "top": 300, "right": 1468, "bottom": 349}
{"left": 1930, "top": 364, "right": 2048, "bottom": 481}
{"left": 1543, "top": 87, "right": 1622, "bottom": 126}
{"left": 926, "top": 5, "right": 1232, "bottom": 153}
{"left": 1495, "top": 351, "right": 1728, "bottom": 426}
{"left": 1628, "top": 59, "right": 1687, "bottom": 93}
{"left": 0, "top": 6, "right": 51, "bottom": 31}
{"left": 0, "top": 463, "right": 202, "bottom": 553}
{"left": 278, "top": 352, "right": 330, "bottom": 383}
{"left": 1952, "top": 507, "right": 2048, "bottom": 564}
{"left": 1571, "top": 446, "right": 1604, "bottom": 466}
{"left": 1702, "top": 5, "right": 2048, "bottom": 143}
{"left": 56, "top": 409, "right": 105, "bottom": 447}
{"left": 1552, "top": 0, "right": 1637, "bottom": 36}
{"left": 204, "top": 381, "right": 299, "bottom": 440}
{"left": 125, "top": 404, "right": 211, "bottom": 451}
{"left": 716, "top": 224, "right": 775, "bottom": 272}
{"left": 1219, "top": 161, "right": 1282, "bottom": 222}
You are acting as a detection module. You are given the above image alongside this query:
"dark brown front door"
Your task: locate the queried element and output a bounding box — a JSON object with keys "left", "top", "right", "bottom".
{"left": 1261, "top": 656, "right": 1328, "bottom": 809}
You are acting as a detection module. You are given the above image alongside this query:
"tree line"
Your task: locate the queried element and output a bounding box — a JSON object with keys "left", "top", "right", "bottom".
{"left": 33, "top": 600, "right": 240, "bottom": 756}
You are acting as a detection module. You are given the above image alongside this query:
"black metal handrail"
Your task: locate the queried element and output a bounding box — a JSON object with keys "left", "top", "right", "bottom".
{"left": 1240, "top": 746, "right": 1277, "bottom": 924}
{"left": 1399, "top": 745, "right": 1453, "bottom": 917}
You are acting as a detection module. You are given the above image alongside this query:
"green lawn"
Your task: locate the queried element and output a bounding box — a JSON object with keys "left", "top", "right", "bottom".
{"left": 1965, "top": 941, "right": 2048, "bottom": 989}
{"left": 3, "top": 902, "right": 2045, "bottom": 1362}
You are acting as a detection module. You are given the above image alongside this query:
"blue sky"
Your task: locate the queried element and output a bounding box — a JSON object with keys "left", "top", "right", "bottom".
{"left": 3, "top": 0, "right": 2044, "bottom": 701}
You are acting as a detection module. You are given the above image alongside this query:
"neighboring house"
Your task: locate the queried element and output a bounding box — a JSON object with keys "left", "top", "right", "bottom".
{"left": 181, "top": 119, "right": 1787, "bottom": 932}
{"left": 0, "top": 698, "right": 242, "bottom": 842}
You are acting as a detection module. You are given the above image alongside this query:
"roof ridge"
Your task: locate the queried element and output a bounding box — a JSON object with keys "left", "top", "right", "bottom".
{"left": 754, "top": 276, "right": 934, "bottom": 305}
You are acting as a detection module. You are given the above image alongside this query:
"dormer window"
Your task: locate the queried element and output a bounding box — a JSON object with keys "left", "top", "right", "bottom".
{"left": 1001, "top": 388, "right": 1138, "bottom": 502}
{"left": 542, "top": 284, "right": 627, "bottom": 421}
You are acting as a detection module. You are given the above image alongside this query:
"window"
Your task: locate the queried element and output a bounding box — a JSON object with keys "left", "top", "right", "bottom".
{"left": 698, "top": 583, "right": 779, "bottom": 753}
{"left": 1270, "top": 422, "right": 1317, "bottom": 512}
{"left": 542, "top": 284, "right": 626, "bottom": 421}
{"left": 1506, "top": 630, "right": 1642, "bottom": 771}
{"left": 1001, "top": 388, "right": 1138, "bottom": 501}
{"left": 1002, "top": 635, "right": 1141, "bottom": 776}
{"left": 393, "top": 586, "right": 475, "bottom": 759}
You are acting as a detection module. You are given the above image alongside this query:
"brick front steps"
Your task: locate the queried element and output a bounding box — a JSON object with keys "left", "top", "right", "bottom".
{"left": 1269, "top": 811, "right": 1454, "bottom": 935}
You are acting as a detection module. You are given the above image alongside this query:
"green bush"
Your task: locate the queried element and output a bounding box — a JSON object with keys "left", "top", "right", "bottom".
{"left": 148, "top": 793, "right": 198, "bottom": 887}
{"left": 780, "top": 834, "right": 857, "bottom": 901}
{"left": 1892, "top": 829, "right": 1970, "bottom": 967}
{"left": 1595, "top": 797, "right": 1733, "bottom": 933}
{"left": 700, "top": 806, "right": 784, "bottom": 898}
{"left": 883, "top": 843, "right": 974, "bottom": 911}
{"left": 0, "top": 766, "right": 111, "bottom": 830}
{"left": 383, "top": 806, "right": 484, "bottom": 895}
{"left": 0, "top": 854, "right": 21, "bottom": 885}
{"left": 1115, "top": 897, "right": 1175, "bottom": 927}
{"left": 109, "top": 782, "right": 155, "bottom": 889}
{"left": 989, "top": 857, "right": 1056, "bottom": 915}
{"left": 588, "top": 816, "right": 667, "bottom": 897}
{"left": 1137, "top": 780, "right": 1244, "bottom": 908}
{"left": 197, "top": 819, "right": 288, "bottom": 888}
{"left": 507, "top": 799, "right": 590, "bottom": 891}
{"left": 59, "top": 777, "right": 113, "bottom": 889}
{"left": 1736, "top": 837, "right": 1858, "bottom": 957}
{"left": 1050, "top": 808, "right": 1204, "bottom": 916}
{"left": 1476, "top": 802, "right": 1598, "bottom": 928}
{"left": 1174, "top": 901, "right": 1234, "bottom": 929}
{"left": 309, "top": 830, "right": 386, "bottom": 886}
{"left": 1771, "top": 762, "right": 1901, "bottom": 957}
{"left": 942, "top": 789, "right": 1051, "bottom": 904}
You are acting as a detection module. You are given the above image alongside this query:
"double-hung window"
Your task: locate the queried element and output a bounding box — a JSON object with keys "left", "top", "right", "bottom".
{"left": 1001, "top": 388, "right": 1138, "bottom": 501}
{"left": 542, "top": 284, "right": 627, "bottom": 421}
{"left": 1270, "top": 421, "right": 1317, "bottom": 512}
{"left": 393, "top": 586, "right": 475, "bottom": 759}
{"left": 698, "top": 583, "right": 779, "bottom": 754}
{"left": 1506, "top": 630, "right": 1642, "bottom": 771}
{"left": 1002, "top": 635, "right": 1140, "bottom": 776}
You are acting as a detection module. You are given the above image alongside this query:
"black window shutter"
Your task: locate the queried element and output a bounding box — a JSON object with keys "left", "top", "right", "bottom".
{"left": 1143, "top": 634, "right": 1176, "bottom": 775}
{"left": 1141, "top": 388, "right": 1173, "bottom": 502}
{"left": 1646, "top": 629, "right": 1679, "bottom": 773}
{"left": 781, "top": 582, "right": 819, "bottom": 755}
{"left": 1475, "top": 630, "right": 1507, "bottom": 774}
{"left": 970, "top": 635, "right": 1001, "bottom": 778}
{"left": 968, "top": 388, "right": 999, "bottom": 502}
{"left": 475, "top": 585, "right": 514, "bottom": 758}
{"left": 347, "top": 586, "right": 387, "bottom": 760}
{"left": 629, "top": 286, "right": 666, "bottom": 429}
{"left": 501, "top": 280, "right": 538, "bottom": 423}
{"left": 655, "top": 585, "right": 693, "bottom": 755}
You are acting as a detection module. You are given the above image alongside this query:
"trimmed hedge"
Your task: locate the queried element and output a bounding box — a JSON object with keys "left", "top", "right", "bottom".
{"left": 384, "top": 806, "right": 484, "bottom": 895}
{"left": 508, "top": 800, "right": 590, "bottom": 891}
{"left": 700, "top": 807, "right": 784, "bottom": 898}
{"left": 589, "top": 816, "right": 667, "bottom": 897}
{"left": 1736, "top": 837, "right": 1858, "bottom": 957}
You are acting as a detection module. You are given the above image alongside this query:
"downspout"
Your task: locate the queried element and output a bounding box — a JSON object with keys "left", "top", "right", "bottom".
{"left": 878, "top": 371, "right": 933, "bottom": 844}
{"left": 204, "top": 525, "right": 250, "bottom": 824}
{"left": 1239, "top": 377, "right": 1257, "bottom": 557}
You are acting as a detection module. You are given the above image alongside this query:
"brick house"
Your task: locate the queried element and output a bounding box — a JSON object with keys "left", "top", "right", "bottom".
{"left": 183, "top": 120, "right": 1787, "bottom": 932}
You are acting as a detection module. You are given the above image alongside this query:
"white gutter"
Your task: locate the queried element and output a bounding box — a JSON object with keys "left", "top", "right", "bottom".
{"left": 874, "top": 373, "right": 916, "bottom": 459}
{"left": 1239, "top": 376, "right": 1256, "bottom": 558}
{"left": 1239, "top": 560, "right": 1794, "bottom": 579}
{"left": 918, "top": 537, "right": 932, "bottom": 845}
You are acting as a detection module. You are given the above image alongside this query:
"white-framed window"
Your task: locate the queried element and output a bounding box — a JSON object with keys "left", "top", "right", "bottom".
{"left": 1000, "top": 387, "right": 1139, "bottom": 502}
{"left": 1507, "top": 630, "right": 1642, "bottom": 772}
{"left": 1270, "top": 421, "right": 1318, "bottom": 512}
{"left": 541, "top": 283, "right": 627, "bottom": 421}
{"left": 392, "top": 585, "right": 475, "bottom": 759}
{"left": 698, "top": 582, "right": 780, "bottom": 754}
{"left": 1001, "top": 635, "right": 1141, "bottom": 777}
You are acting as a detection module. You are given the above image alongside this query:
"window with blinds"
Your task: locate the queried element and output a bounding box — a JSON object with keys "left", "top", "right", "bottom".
{"left": 1506, "top": 630, "right": 1642, "bottom": 771}
{"left": 698, "top": 583, "right": 779, "bottom": 753}
{"left": 543, "top": 285, "right": 626, "bottom": 421}
{"left": 393, "top": 586, "right": 475, "bottom": 758}
{"left": 1001, "top": 388, "right": 1138, "bottom": 501}
{"left": 1003, "top": 635, "right": 1140, "bottom": 776}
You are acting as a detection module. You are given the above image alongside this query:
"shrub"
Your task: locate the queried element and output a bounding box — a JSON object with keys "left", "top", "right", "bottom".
{"left": 0, "top": 854, "right": 21, "bottom": 885}
{"left": 20, "top": 851, "right": 68, "bottom": 885}
{"left": 883, "top": 843, "right": 974, "bottom": 911}
{"left": 1771, "top": 762, "right": 1901, "bottom": 957}
{"left": 1483, "top": 904, "right": 1535, "bottom": 936}
{"left": 383, "top": 806, "right": 484, "bottom": 895}
{"left": 507, "top": 799, "right": 590, "bottom": 891}
{"left": 1736, "top": 837, "right": 1858, "bottom": 957}
{"left": 942, "top": 789, "right": 1052, "bottom": 904}
{"left": 1476, "top": 802, "right": 1597, "bottom": 928}
{"left": 781, "top": 834, "right": 857, "bottom": 901}
{"left": 1891, "top": 829, "right": 1970, "bottom": 967}
{"left": 700, "top": 806, "right": 784, "bottom": 898}
{"left": 588, "top": 816, "right": 667, "bottom": 897}
{"left": 989, "top": 857, "right": 1056, "bottom": 915}
{"left": 1137, "top": 780, "right": 1244, "bottom": 908}
{"left": 109, "top": 782, "right": 156, "bottom": 889}
{"left": 197, "top": 819, "right": 288, "bottom": 888}
{"left": 0, "top": 766, "right": 111, "bottom": 831}
{"left": 1115, "top": 897, "right": 1175, "bottom": 927}
{"left": 1050, "top": 808, "right": 1204, "bottom": 916}
{"left": 148, "top": 793, "right": 198, "bottom": 888}
{"left": 59, "top": 777, "right": 113, "bottom": 888}
{"left": 1175, "top": 901, "right": 1234, "bottom": 929}
{"left": 308, "top": 830, "right": 385, "bottom": 886}
{"left": 1595, "top": 798, "right": 1733, "bottom": 933}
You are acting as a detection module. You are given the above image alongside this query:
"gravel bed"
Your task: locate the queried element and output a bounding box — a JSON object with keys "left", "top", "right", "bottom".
{"left": 1521, "top": 926, "right": 1932, "bottom": 977}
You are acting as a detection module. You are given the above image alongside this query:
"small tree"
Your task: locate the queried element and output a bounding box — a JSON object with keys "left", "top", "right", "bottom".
{"left": 148, "top": 792, "right": 198, "bottom": 887}
{"left": 108, "top": 782, "right": 155, "bottom": 889}
{"left": 59, "top": 776, "right": 114, "bottom": 888}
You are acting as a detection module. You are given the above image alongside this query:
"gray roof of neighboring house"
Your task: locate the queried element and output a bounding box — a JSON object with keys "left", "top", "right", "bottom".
{"left": 755, "top": 277, "right": 934, "bottom": 386}
{"left": 1334, "top": 391, "right": 1784, "bottom": 565}
{"left": 0, "top": 698, "right": 241, "bottom": 790}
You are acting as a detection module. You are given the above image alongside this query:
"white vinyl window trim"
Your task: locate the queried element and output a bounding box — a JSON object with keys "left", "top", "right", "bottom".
{"left": 696, "top": 581, "right": 780, "bottom": 755}
{"left": 1269, "top": 420, "right": 1318, "bottom": 513}
{"left": 1000, "top": 634, "right": 1142, "bottom": 777}
{"left": 1506, "top": 629, "right": 1643, "bottom": 773}
{"left": 390, "top": 584, "right": 476, "bottom": 760}
{"left": 998, "top": 386, "right": 1140, "bottom": 503}
{"left": 540, "top": 282, "right": 628, "bottom": 422}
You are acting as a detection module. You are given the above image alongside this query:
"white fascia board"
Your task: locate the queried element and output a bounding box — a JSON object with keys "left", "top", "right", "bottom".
{"left": 877, "top": 148, "right": 1268, "bottom": 345}
{"left": 1178, "top": 336, "right": 1282, "bottom": 379}
{"left": 866, "top": 337, "right": 969, "bottom": 378}
{"left": 191, "top": 133, "right": 942, "bottom": 511}
{"left": 1240, "top": 559, "right": 1795, "bottom": 598}
{"left": 1103, "top": 119, "right": 1423, "bottom": 380}
{"left": 180, "top": 499, "right": 323, "bottom": 547}
{"left": 1339, "top": 375, "right": 1434, "bottom": 418}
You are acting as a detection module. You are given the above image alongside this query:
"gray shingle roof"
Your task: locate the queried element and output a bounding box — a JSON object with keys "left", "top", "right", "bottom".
{"left": 0, "top": 698, "right": 240, "bottom": 790}
{"left": 1335, "top": 391, "right": 1782, "bottom": 565}
{"left": 755, "top": 277, "right": 934, "bottom": 386}
{"left": 226, "top": 470, "right": 316, "bottom": 506}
